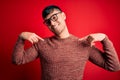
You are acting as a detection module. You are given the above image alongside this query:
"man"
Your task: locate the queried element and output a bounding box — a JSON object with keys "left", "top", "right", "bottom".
{"left": 12, "top": 5, "right": 120, "bottom": 80}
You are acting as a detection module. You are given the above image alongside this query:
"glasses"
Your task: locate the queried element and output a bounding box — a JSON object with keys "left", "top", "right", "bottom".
{"left": 43, "top": 12, "right": 62, "bottom": 26}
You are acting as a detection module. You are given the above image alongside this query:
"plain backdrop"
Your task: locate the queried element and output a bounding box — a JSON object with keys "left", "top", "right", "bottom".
{"left": 0, "top": 0, "right": 120, "bottom": 80}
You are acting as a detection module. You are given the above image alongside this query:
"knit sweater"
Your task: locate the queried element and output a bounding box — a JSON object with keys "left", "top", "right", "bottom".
{"left": 12, "top": 34, "right": 120, "bottom": 80}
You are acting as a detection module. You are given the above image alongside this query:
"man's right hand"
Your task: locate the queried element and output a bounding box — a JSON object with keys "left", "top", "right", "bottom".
{"left": 19, "top": 32, "right": 44, "bottom": 44}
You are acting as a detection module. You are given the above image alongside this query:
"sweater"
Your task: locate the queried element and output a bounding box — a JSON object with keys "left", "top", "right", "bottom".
{"left": 12, "top": 34, "right": 120, "bottom": 80}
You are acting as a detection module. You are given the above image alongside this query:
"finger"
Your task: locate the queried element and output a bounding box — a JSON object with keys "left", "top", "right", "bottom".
{"left": 30, "top": 38, "right": 38, "bottom": 44}
{"left": 28, "top": 39, "right": 34, "bottom": 44}
{"left": 36, "top": 35, "right": 44, "bottom": 41}
{"left": 28, "top": 36, "right": 38, "bottom": 44}
{"left": 31, "top": 37, "right": 39, "bottom": 43}
{"left": 32, "top": 33, "right": 44, "bottom": 41}
{"left": 90, "top": 42, "right": 95, "bottom": 47}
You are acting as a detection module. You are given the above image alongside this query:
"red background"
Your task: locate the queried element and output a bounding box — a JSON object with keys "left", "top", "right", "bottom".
{"left": 0, "top": 0, "right": 120, "bottom": 80}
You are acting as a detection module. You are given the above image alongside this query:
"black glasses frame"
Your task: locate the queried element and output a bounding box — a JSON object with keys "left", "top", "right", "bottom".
{"left": 43, "top": 12, "right": 62, "bottom": 26}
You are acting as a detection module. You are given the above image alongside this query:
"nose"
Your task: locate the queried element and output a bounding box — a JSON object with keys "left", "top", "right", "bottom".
{"left": 50, "top": 20, "right": 56, "bottom": 26}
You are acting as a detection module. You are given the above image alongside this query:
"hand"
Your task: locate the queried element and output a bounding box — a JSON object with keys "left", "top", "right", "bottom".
{"left": 19, "top": 32, "right": 44, "bottom": 44}
{"left": 89, "top": 33, "right": 106, "bottom": 42}
{"left": 87, "top": 33, "right": 106, "bottom": 46}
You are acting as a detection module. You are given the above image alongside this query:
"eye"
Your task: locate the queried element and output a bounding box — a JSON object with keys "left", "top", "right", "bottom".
{"left": 44, "top": 19, "right": 51, "bottom": 26}
{"left": 51, "top": 15, "right": 57, "bottom": 21}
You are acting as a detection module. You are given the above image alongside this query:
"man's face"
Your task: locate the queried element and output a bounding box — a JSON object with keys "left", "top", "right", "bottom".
{"left": 43, "top": 10, "right": 66, "bottom": 35}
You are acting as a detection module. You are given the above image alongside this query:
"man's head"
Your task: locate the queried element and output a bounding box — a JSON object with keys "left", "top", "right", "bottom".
{"left": 42, "top": 5, "right": 62, "bottom": 19}
{"left": 42, "top": 5, "right": 67, "bottom": 36}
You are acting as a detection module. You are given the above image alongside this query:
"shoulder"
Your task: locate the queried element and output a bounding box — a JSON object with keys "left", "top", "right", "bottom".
{"left": 78, "top": 36, "right": 91, "bottom": 47}
{"left": 36, "top": 36, "right": 55, "bottom": 44}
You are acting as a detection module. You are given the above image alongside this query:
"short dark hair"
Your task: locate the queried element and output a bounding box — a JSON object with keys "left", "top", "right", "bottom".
{"left": 42, "top": 5, "right": 62, "bottom": 19}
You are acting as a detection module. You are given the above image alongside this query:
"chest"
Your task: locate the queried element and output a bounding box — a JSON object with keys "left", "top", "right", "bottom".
{"left": 38, "top": 40, "right": 89, "bottom": 63}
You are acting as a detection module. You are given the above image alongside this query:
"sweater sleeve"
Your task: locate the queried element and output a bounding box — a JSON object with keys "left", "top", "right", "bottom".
{"left": 89, "top": 36, "right": 120, "bottom": 71}
{"left": 12, "top": 37, "right": 39, "bottom": 65}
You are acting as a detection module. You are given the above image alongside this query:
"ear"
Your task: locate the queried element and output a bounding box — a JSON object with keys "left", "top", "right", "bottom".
{"left": 61, "top": 12, "right": 66, "bottom": 20}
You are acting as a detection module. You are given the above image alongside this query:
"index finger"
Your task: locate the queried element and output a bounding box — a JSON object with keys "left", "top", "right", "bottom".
{"left": 36, "top": 35, "right": 44, "bottom": 41}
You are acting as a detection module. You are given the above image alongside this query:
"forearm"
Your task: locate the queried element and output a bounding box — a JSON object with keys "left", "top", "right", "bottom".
{"left": 12, "top": 37, "right": 25, "bottom": 65}
{"left": 12, "top": 37, "right": 39, "bottom": 65}
{"left": 101, "top": 36, "right": 120, "bottom": 71}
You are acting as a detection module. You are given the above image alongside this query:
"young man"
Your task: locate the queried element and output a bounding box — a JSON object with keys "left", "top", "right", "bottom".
{"left": 12, "top": 5, "right": 120, "bottom": 80}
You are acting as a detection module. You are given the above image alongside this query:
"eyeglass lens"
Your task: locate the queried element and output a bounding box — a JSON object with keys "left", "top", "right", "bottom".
{"left": 44, "top": 12, "right": 61, "bottom": 26}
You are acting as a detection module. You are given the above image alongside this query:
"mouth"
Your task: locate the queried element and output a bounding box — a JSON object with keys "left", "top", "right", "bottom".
{"left": 51, "top": 25, "right": 60, "bottom": 33}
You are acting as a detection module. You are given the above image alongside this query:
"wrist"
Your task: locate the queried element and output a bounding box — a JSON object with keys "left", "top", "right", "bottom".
{"left": 19, "top": 33, "right": 25, "bottom": 41}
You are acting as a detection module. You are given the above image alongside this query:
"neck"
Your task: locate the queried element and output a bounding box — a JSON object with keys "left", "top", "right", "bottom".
{"left": 56, "top": 26, "right": 70, "bottom": 39}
